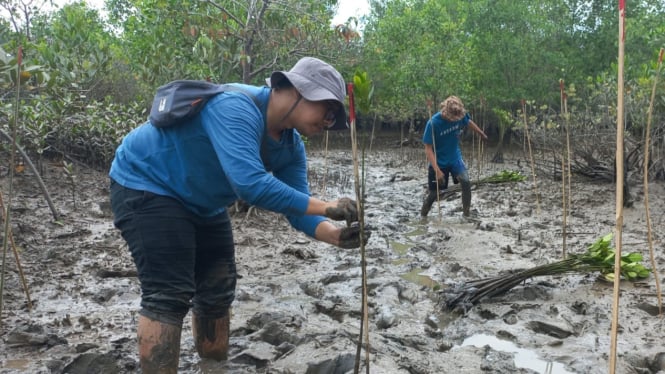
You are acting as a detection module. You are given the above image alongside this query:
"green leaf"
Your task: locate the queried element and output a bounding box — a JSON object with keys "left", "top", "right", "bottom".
{"left": 623, "top": 252, "right": 643, "bottom": 262}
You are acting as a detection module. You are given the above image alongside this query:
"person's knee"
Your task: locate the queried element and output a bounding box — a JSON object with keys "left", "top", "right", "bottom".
{"left": 457, "top": 172, "right": 470, "bottom": 186}
{"left": 193, "top": 289, "right": 235, "bottom": 319}
{"left": 140, "top": 293, "right": 193, "bottom": 326}
{"left": 193, "top": 261, "right": 237, "bottom": 319}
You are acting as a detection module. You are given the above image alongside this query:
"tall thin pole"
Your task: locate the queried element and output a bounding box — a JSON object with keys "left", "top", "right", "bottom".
{"left": 1, "top": 45, "right": 25, "bottom": 325}
{"left": 643, "top": 48, "right": 664, "bottom": 315}
{"left": 609, "top": 1, "right": 626, "bottom": 372}
{"left": 349, "top": 83, "right": 370, "bottom": 374}
{"left": 477, "top": 97, "right": 485, "bottom": 179}
{"left": 521, "top": 100, "right": 541, "bottom": 215}
{"left": 320, "top": 131, "right": 329, "bottom": 199}
{"left": 427, "top": 101, "right": 442, "bottom": 217}
{"left": 560, "top": 81, "right": 568, "bottom": 259}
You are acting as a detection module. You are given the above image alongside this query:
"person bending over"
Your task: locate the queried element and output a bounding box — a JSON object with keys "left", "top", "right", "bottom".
{"left": 109, "top": 57, "right": 368, "bottom": 373}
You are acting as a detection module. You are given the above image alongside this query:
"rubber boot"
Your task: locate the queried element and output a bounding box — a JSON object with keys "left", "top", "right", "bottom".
{"left": 137, "top": 315, "right": 182, "bottom": 374}
{"left": 461, "top": 178, "right": 471, "bottom": 217}
{"left": 193, "top": 310, "right": 231, "bottom": 361}
{"left": 420, "top": 190, "right": 438, "bottom": 217}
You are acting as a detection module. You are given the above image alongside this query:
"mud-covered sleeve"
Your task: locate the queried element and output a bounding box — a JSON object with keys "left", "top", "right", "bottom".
{"left": 271, "top": 132, "right": 325, "bottom": 237}
{"left": 201, "top": 94, "right": 311, "bottom": 217}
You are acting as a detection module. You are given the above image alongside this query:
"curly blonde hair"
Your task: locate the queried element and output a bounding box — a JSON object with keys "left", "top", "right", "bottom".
{"left": 440, "top": 96, "right": 465, "bottom": 122}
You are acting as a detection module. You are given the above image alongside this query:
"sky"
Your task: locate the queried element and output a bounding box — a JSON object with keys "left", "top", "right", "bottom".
{"left": 40, "top": 0, "right": 370, "bottom": 25}
{"left": 331, "top": 0, "right": 370, "bottom": 25}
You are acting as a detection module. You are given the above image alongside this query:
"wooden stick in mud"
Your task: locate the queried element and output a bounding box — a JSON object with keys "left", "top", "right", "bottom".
{"left": 560, "top": 81, "right": 570, "bottom": 259}
{"left": 521, "top": 100, "right": 541, "bottom": 215}
{"left": 427, "top": 101, "right": 442, "bottom": 217}
{"left": 369, "top": 112, "right": 377, "bottom": 154}
{"left": 476, "top": 97, "right": 486, "bottom": 180}
{"left": 322, "top": 130, "right": 329, "bottom": 199}
{"left": 642, "top": 48, "right": 664, "bottom": 316}
{"left": 560, "top": 83, "right": 567, "bottom": 259}
{"left": 0, "top": 128, "right": 59, "bottom": 221}
{"left": 348, "top": 83, "right": 370, "bottom": 374}
{"left": 561, "top": 156, "right": 568, "bottom": 259}
{"left": 561, "top": 81, "right": 572, "bottom": 212}
{"left": 2, "top": 45, "right": 28, "bottom": 324}
{"left": 0, "top": 191, "right": 32, "bottom": 311}
{"left": 609, "top": 2, "right": 626, "bottom": 372}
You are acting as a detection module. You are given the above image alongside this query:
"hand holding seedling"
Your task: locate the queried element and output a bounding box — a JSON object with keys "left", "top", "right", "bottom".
{"left": 338, "top": 223, "right": 372, "bottom": 249}
{"left": 325, "top": 198, "right": 358, "bottom": 226}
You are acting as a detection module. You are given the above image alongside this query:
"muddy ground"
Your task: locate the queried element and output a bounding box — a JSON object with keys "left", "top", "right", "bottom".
{"left": 1, "top": 139, "right": 664, "bottom": 374}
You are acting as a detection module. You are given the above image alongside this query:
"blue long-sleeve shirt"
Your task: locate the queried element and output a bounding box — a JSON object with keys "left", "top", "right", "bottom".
{"left": 109, "top": 84, "right": 325, "bottom": 237}
{"left": 422, "top": 112, "right": 471, "bottom": 168}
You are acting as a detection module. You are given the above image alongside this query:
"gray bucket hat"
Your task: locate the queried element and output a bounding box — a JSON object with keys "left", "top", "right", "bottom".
{"left": 266, "top": 57, "right": 348, "bottom": 130}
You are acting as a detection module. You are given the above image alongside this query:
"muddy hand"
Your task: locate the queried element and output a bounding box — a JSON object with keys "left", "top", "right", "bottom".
{"left": 325, "top": 198, "right": 358, "bottom": 226}
{"left": 338, "top": 223, "right": 372, "bottom": 249}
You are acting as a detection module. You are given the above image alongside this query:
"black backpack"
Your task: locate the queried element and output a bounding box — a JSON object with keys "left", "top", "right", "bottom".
{"left": 148, "top": 80, "right": 261, "bottom": 128}
{"left": 148, "top": 80, "right": 274, "bottom": 168}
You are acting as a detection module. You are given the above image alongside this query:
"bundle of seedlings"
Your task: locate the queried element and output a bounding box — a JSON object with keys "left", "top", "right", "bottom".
{"left": 441, "top": 233, "right": 651, "bottom": 313}
{"left": 441, "top": 170, "right": 526, "bottom": 196}
{"left": 477, "top": 170, "right": 526, "bottom": 184}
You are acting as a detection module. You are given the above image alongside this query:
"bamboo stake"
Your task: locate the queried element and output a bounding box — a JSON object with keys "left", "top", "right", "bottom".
{"left": 564, "top": 93, "right": 572, "bottom": 214}
{"left": 322, "top": 130, "right": 329, "bottom": 199}
{"left": 560, "top": 81, "right": 568, "bottom": 259}
{"left": 643, "top": 48, "right": 664, "bottom": 316}
{"left": 521, "top": 100, "right": 541, "bottom": 215}
{"left": 369, "top": 111, "right": 377, "bottom": 154}
{"left": 471, "top": 108, "right": 476, "bottom": 178}
{"left": 0, "top": 192, "right": 32, "bottom": 310}
{"left": 480, "top": 97, "right": 487, "bottom": 177}
{"left": 561, "top": 81, "right": 572, "bottom": 259}
{"left": 609, "top": 1, "right": 626, "bottom": 372}
{"left": 561, "top": 156, "right": 568, "bottom": 259}
{"left": 0, "top": 129, "right": 59, "bottom": 221}
{"left": 349, "top": 83, "right": 370, "bottom": 374}
{"left": 427, "top": 100, "right": 442, "bottom": 218}
{"left": 1, "top": 45, "right": 24, "bottom": 325}
{"left": 477, "top": 99, "right": 483, "bottom": 180}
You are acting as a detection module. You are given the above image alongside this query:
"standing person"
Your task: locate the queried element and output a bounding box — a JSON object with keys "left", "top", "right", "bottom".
{"left": 420, "top": 96, "right": 488, "bottom": 217}
{"left": 109, "top": 57, "right": 368, "bottom": 373}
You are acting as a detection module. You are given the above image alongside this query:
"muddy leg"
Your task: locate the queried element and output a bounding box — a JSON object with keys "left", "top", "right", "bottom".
{"left": 193, "top": 311, "right": 230, "bottom": 361}
{"left": 137, "top": 315, "right": 182, "bottom": 374}
{"left": 459, "top": 173, "right": 471, "bottom": 217}
{"left": 442, "top": 169, "right": 450, "bottom": 190}
{"left": 420, "top": 190, "right": 438, "bottom": 217}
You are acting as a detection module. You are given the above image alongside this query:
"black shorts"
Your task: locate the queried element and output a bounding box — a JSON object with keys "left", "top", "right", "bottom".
{"left": 110, "top": 180, "right": 236, "bottom": 325}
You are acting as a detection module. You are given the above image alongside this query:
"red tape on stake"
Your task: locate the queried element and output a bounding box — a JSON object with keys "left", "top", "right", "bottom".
{"left": 347, "top": 82, "right": 355, "bottom": 123}
{"left": 619, "top": 0, "right": 625, "bottom": 42}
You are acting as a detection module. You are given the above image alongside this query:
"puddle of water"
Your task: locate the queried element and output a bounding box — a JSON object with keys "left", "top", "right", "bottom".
{"left": 459, "top": 334, "right": 574, "bottom": 374}
{"left": 436, "top": 311, "right": 460, "bottom": 330}
{"left": 400, "top": 268, "right": 439, "bottom": 290}
{"left": 391, "top": 258, "right": 410, "bottom": 266}
{"left": 390, "top": 241, "right": 412, "bottom": 255}
{"left": 3, "top": 359, "right": 30, "bottom": 370}
{"left": 404, "top": 227, "right": 427, "bottom": 237}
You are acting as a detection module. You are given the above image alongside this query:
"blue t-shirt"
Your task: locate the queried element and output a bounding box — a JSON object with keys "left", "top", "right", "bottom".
{"left": 422, "top": 112, "right": 470, "bottom": 168}
{"left": 109, "top": 84, "right": 325, "bottom": 237}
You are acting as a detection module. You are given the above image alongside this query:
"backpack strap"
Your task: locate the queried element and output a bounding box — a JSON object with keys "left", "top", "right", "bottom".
{"left": 219, "top": 84, "right": 271, "bottom": 170}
